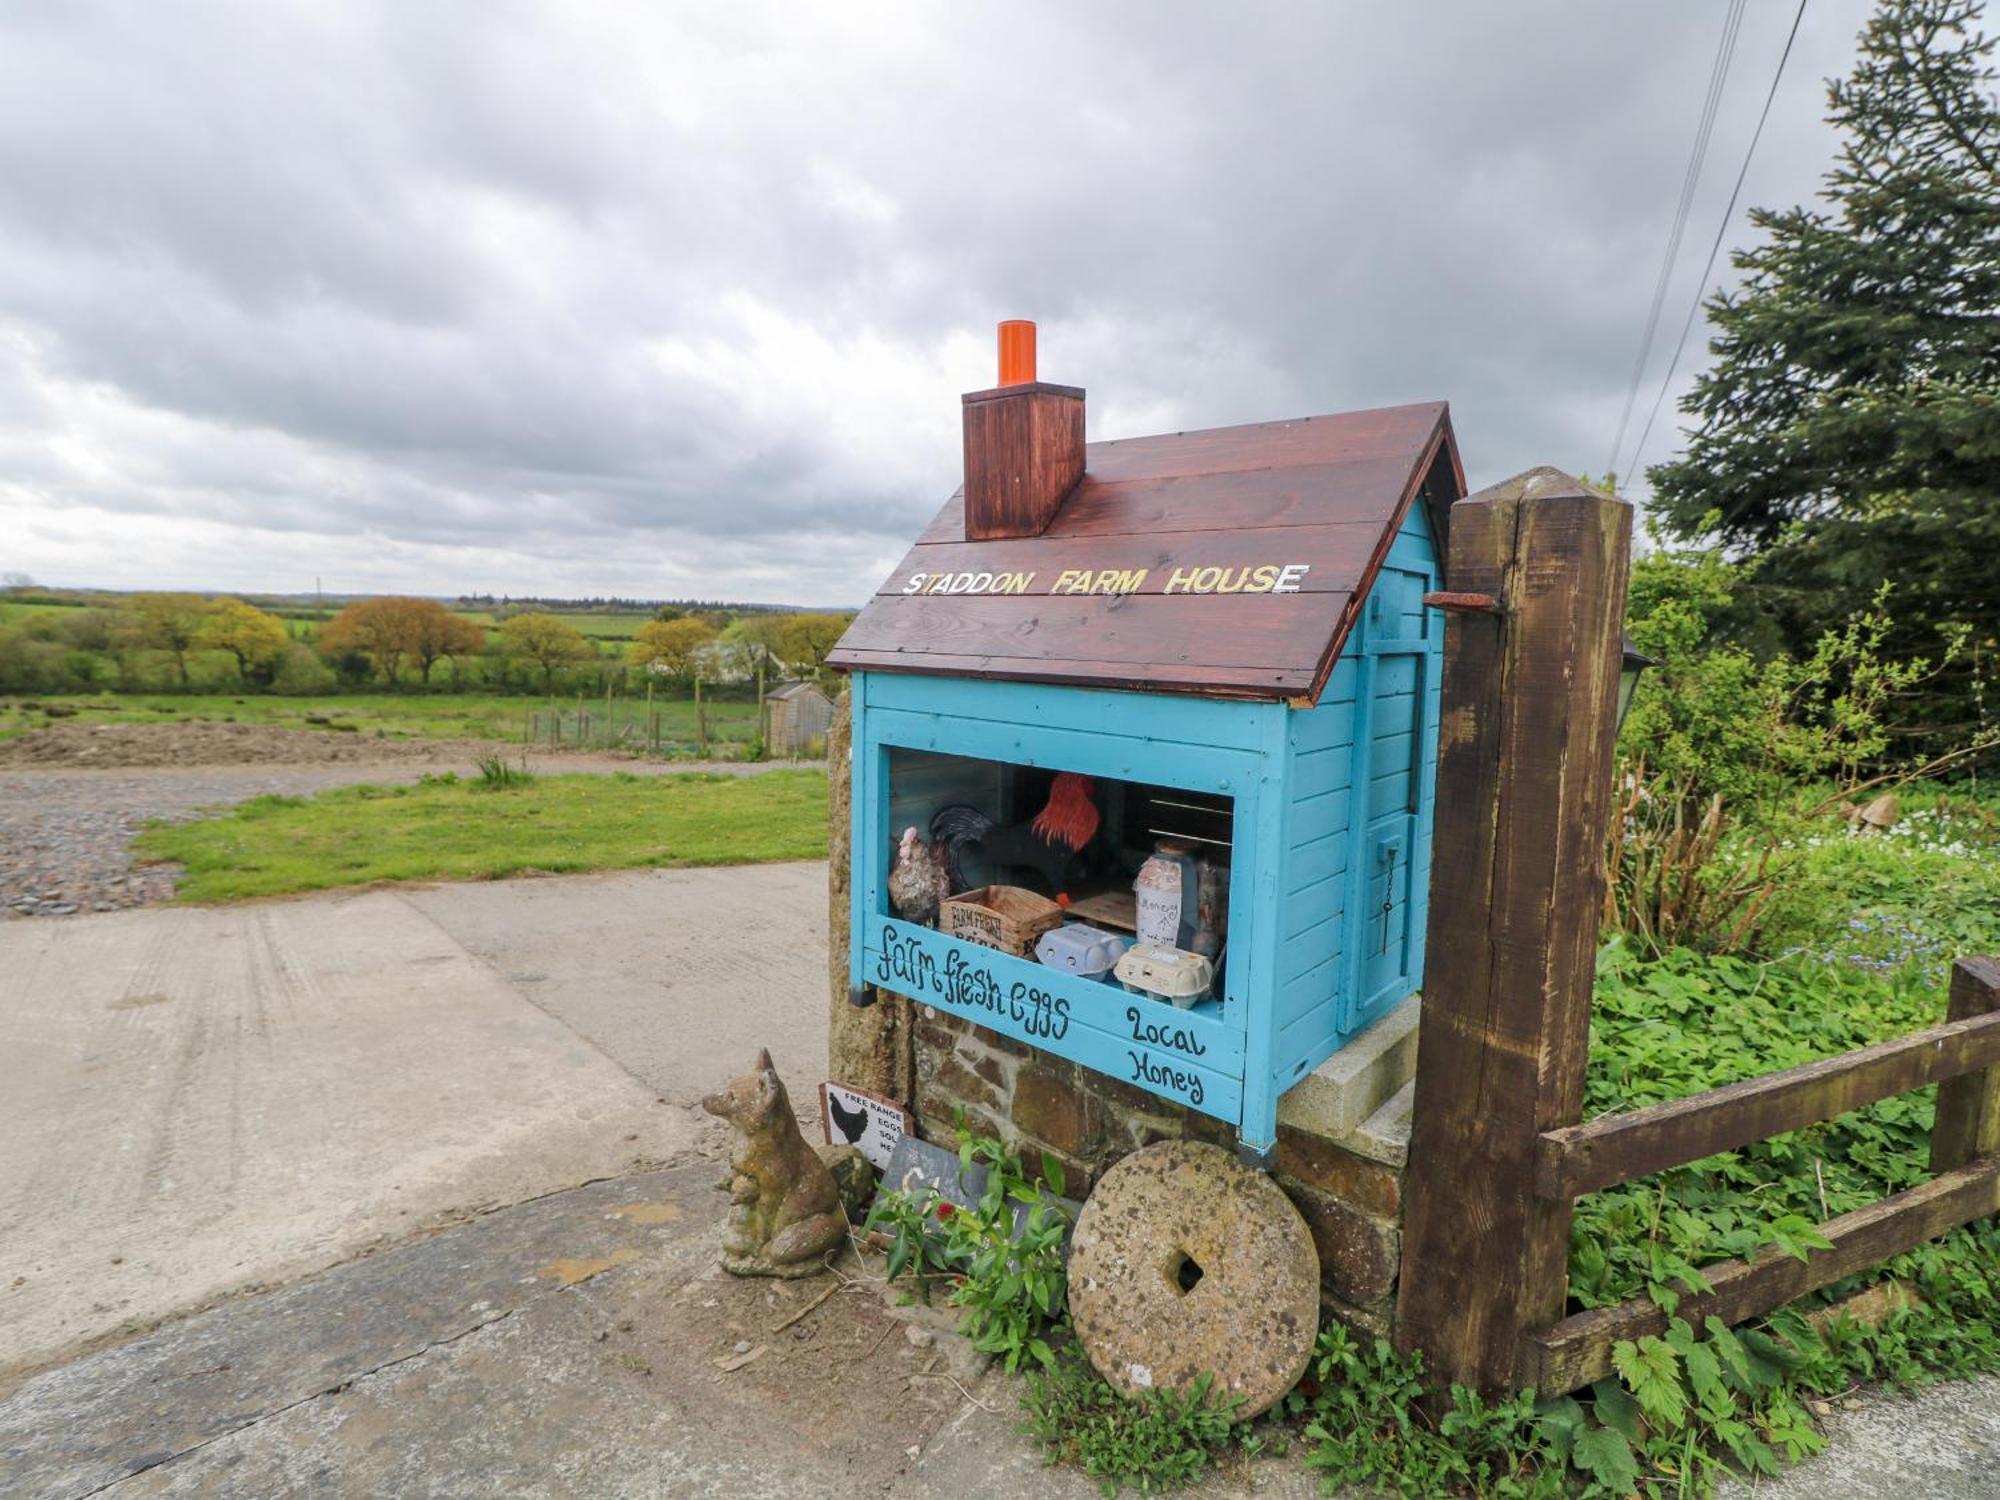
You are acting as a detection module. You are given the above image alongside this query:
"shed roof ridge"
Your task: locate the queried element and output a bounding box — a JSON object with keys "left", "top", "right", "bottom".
{"left": 1087, "top": 398, "right": 1447, "bottom": 449}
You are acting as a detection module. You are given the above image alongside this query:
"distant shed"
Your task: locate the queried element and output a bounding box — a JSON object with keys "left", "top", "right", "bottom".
{"left": 764, "top": 680, "right": 833, "bottom": 757}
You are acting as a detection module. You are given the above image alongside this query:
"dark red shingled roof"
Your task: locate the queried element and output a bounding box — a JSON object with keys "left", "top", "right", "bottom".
{"left": 827, "top": 400, "right": 1464, "bottom": 703}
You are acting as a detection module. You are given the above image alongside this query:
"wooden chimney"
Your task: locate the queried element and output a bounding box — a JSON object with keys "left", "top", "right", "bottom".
{"left": 961, "top": 320, "right": 1085, "bottom": 541}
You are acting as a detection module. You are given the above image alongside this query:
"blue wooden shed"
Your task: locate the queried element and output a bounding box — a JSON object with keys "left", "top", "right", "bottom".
{"left": 829, "top": 341, "right": 1464, "bottom": 1160}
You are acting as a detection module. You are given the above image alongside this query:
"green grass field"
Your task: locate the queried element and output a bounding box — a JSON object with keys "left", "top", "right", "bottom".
{"left": 0, "top": 691, "right": 761, "bottom": 751}
{"left": 135, "top": 768, "right": 828, "bottom": 901}
{"left": 447, "top": 609, "right": 651, "bottom": 642}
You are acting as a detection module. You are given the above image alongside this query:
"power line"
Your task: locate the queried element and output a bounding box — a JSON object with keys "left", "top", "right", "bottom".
{"left": 1606, "top": 0, "right": 1749, "bottom": 481}
{"left": 1627, "top": 0, "right": 1812, "bottom": 488}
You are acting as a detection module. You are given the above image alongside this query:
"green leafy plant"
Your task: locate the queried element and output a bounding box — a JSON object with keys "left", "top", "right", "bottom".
{"left": 1605, "top": 548, "right": 1997, "bottom": 954}
{"left": 1022, "top": 1345, "right": 1249, "bottom": 1495}
{"left": 864, "top": 1123, "right": 1073, "bottom": 1372}
{"left": 1554, "top": 894, "right": 2000, "bottom": 1493}
{"left": 474, "top": 754, "right": 535, "bottom": 789}
{"left": 1301, "top": 1329, "right": 1565, "bottom": 1498}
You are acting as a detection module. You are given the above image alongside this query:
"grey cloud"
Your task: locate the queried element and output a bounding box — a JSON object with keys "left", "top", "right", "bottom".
{"left": 0, "top": 0, "right": 1879, "bottom": 599}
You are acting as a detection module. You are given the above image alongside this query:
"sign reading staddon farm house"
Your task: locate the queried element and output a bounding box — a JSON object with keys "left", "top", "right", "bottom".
{"left": 898, "top": 563, "right": 1313, "bottom": 597}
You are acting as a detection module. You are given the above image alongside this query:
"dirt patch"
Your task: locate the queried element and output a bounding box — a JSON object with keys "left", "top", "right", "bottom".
{"left": 0, "top": 720, "right": 519, "bottom": 769}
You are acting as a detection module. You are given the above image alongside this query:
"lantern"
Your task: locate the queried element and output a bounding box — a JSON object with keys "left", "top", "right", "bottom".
{"left": 1617, "top": 635, "right": 1656, "bottom": 730}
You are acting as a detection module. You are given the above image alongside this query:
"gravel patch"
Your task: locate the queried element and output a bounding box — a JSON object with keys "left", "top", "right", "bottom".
{"left": 0, "top": 755, "right": 799, "bottom": 919}
{"left": 0, "top": 720, "right": 517, "bottom": 768}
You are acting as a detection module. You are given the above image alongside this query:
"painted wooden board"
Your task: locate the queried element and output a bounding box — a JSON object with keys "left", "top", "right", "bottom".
{"left": 834, "top": 647, "right": 1328, "bottom": 701}
{"left": 848, "top": 655, "right": 1439, "bottom": 1156}
{"left": 835, "top": 591, "right": 1352, "bottom": 684}
{"left": 879, "top": 523, "right": 1380, "bottom": 596}
{"left": 864, "top": 672, "right": 1285, "bottom": 750}
{"left": 863, "top": 705, "right": 1265, "bottom": 795}
{"left": 863, "top": 916, "right": 1243, "bottom": 1124}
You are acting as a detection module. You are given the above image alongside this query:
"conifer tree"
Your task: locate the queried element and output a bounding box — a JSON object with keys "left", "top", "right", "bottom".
{"left": 1649, "top": 0, "right": 1999, "bottom": 730}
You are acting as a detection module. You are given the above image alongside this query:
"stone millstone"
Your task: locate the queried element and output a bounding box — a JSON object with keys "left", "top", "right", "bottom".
{"left": 1067, "top": 1140, "right": 1319, "bottom": 1418}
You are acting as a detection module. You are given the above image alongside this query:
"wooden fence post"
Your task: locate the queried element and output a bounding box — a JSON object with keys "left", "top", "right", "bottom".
{"left": 1932, "top": 957, "right": 2000, "bottom": 1172}
{"left": 1392, "top": 468, "right": 1633, "bottom": 1396}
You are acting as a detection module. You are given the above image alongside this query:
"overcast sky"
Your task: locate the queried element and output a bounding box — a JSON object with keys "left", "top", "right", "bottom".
{"left": 0, "top": 1, "right": 1880, "bottom": 605}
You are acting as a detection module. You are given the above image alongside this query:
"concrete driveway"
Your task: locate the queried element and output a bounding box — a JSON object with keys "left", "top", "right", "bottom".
{"left": 401, "top": 861, "right": 832, "bottom": 1107}
{"left": 0, "top": 864, "right": 830, "bottom": 1384}
{"left": 5, "top": 864, "right": 1997, "bottom": 1497}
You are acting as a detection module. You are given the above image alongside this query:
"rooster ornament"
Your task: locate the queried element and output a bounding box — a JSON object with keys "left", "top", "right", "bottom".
{"left": 930, "top": 772, "right": 1101, "bottom": 903}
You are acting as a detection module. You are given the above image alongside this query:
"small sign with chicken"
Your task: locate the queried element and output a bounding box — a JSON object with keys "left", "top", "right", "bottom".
{"left": 819, "top": 1081, "right": 911, "bottom": 1171}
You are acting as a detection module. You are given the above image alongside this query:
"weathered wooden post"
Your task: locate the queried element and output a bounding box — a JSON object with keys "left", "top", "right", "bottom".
{"left": 1393, "top": 468, "right": 1632, "bottom": 1396}
{"left": 1932, "top": 957, "right": 2000, "bottom": 1172}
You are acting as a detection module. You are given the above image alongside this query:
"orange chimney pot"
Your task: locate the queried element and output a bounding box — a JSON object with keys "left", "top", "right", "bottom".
{"left": 997, "top": 320, "right": 1036, "bottom": 386}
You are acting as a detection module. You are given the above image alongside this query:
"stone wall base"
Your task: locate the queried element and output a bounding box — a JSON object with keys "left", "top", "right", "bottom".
{"left": 904, "top": 1000, "right": 1417, "bottom": 1331}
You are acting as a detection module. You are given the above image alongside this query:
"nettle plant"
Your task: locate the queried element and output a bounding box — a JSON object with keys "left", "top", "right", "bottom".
{"left": 864, "top": 1123, "right": 1072, "bottom": 1373}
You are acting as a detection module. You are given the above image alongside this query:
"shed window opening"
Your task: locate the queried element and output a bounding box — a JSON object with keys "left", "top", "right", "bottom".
{"left": 880, "top": 746, "right": 1234, "bottom": 1008}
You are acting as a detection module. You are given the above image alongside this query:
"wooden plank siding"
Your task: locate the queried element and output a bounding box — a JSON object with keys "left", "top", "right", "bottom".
{"left": 1341, "top": 504, "right": 1441, "bottom": 1037}
{"left": 961, "top": 381, "right": 1085, "bottom": 541}
{"left": 846, "top": 592, "right": 1444, "bottom": 1153}
{"left": 1267, "top": 496, "right": 1440, "bottom": 1083}
{"left": 862, "top": 671, "right": 1276, "bottom": 750}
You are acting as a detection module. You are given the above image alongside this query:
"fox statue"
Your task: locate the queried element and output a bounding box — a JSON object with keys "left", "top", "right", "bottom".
{"left": 701, "top": 1049, "right": 848, "bottom": 1278}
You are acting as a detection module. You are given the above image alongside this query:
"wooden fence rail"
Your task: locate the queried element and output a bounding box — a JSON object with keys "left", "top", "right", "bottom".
{"left": 1526, "top": 1147, "right": 2000, "bottom": 1394}
{"left": 1535, "top": 990, "right": 2000, "bottom": 1202}
{"left": 1524, "top": 956, "right": 2000, "bottom": 1393}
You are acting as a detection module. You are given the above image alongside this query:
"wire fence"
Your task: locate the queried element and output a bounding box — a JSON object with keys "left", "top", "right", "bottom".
{"left": 525, "top": 701, "right": 760, "bottom": 759}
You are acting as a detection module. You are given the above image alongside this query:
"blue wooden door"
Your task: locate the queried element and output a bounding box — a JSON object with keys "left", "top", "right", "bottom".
{"left": 1342, "top": 565, "right": 1433, "bottom": 1030}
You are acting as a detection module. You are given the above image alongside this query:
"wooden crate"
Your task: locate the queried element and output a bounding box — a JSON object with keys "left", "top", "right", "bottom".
{"left": 940, "top": 885, "right": 1064, "bottom": 957}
